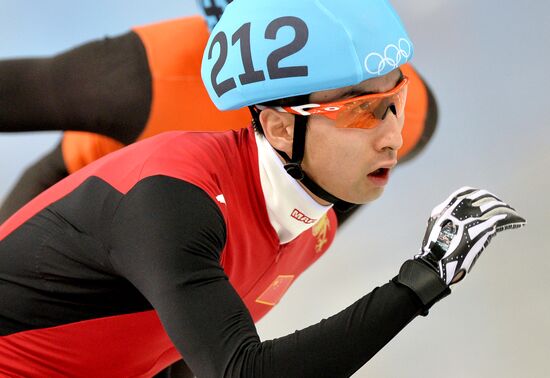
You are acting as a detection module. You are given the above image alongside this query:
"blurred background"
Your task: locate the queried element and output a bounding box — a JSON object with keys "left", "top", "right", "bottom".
{"left": 0, "top": 1, "right": 548, "bottom": 377}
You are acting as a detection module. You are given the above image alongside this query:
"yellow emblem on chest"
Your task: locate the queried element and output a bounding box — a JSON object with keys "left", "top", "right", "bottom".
{"left": 312, "top": 213, "right": 330, "bottom": 253}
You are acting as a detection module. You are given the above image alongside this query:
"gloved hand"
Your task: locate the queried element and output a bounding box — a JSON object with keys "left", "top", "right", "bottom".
{"left": 415, "top": 186, "right": 525, "bottom": 285}
{"left": 395, "top": 187, "right": 525, "bottom": 315}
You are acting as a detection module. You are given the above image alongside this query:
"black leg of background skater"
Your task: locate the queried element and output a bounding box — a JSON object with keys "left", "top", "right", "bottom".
{"left": 0, "top": 140, "right": 67, "bottom": 224}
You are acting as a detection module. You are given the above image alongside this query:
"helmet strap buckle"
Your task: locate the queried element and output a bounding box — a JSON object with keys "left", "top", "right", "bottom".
{"left": 284, "top": 162, "right": 305, "bottom": 180}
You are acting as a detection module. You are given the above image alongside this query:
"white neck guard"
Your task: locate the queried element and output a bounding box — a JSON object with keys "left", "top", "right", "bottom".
{"left": 255, "top": 132, "right": 332, "bottom": 244}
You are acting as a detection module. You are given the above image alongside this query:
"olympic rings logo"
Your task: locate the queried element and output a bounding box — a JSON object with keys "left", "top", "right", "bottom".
{"left": 364, "top": 38, "right": 412, "bottom": 75}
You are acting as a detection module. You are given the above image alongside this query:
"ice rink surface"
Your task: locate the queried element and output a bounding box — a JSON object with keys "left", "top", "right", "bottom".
{"left": 1, "top": 1, "right": 548, "bottom": 377}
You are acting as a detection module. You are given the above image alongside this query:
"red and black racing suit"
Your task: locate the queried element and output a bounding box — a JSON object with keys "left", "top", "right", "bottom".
{"left": 0, "top": 126, "right": 446, "bottom": 377}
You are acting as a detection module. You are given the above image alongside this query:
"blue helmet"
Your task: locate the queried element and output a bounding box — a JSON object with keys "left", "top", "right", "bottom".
{"left": 196, "top": 0, "right": 233, "bottom": 31}
{"left": 201, "top": 0, "right": 413, "bottom": 111}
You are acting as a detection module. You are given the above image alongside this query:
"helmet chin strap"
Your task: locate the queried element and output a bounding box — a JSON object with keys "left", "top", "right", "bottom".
{"left": 281, "top": 115, "right": 356, "bottom": 212}
{"left": 250, "top": 106, "right": 356, "bottom": 212}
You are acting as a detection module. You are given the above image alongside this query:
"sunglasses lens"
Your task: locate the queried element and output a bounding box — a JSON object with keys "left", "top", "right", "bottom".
{"left": 334, "top": 81, "right": 408, "bottom": 129}
{"left": 335, "top": 100, "right": 380, "bottom": 129}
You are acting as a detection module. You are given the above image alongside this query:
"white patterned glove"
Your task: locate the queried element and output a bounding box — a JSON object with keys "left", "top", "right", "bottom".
{"left": 415, "top": 187, "right": 525, "bottom": 285}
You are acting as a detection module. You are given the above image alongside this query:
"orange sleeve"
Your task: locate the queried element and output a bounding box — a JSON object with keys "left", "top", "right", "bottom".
{"left": 63, "top": 17, "right": 250, "bottom": 175}
{"left": 398, "top": 63, "right": 431, "bottom": 160}
{"left": 132, "top": 17, "right": 250, "bottom": 140}
{"left": 62, "top": 131, "right": 124, "bottom": 174}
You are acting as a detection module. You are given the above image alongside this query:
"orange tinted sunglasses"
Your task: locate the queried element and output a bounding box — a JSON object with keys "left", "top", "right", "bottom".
{"left": 257, "top": 76, "right": 408, "bottom": 129}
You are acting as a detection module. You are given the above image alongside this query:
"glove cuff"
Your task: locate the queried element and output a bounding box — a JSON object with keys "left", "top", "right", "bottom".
{"left": 394, "top": 259, "right": 451, "bottom": 316}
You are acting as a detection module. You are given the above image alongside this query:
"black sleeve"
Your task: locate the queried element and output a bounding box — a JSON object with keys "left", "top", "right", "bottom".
{"left": 154, "top": 360, "right": 195, "bottom": 378}
{"left": 109, "top": 176, "right": 446, "bottom": 378}
{"left": 0, "top": 140, "right": 67, "bottom": 224}
{"left": 0, "top": 31, "right": 151, "bottom": 144}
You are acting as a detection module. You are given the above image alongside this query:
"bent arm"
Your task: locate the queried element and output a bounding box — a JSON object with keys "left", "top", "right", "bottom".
{"left": 110, "top": 177, "right": 446, "bottom": 377}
